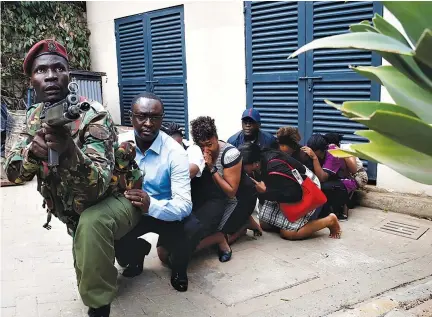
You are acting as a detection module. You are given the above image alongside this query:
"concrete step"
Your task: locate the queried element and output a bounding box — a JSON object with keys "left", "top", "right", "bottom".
{"left": 357, "top": 186, "right": 432, "bottom": 220}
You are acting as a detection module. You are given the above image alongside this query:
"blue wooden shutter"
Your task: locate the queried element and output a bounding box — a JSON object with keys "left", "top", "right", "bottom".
{"left": 305, "top": 1, "right": 382, "bottom": 179}
{"left": 245, "top": 1, "right": 307, "bottom": 136}
{"left": 147, "top": 6, "right": 189, "bottom": 136}
{"left": 115, "top": 15, "right": 147, "bottom": 126}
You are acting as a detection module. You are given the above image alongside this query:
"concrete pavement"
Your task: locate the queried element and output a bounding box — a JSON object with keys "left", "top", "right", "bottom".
{"left": 1, "top": 180, "right": 431, "bottom": 316}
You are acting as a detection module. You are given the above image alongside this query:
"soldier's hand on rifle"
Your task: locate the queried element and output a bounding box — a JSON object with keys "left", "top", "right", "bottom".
{"left": 43, "top": 124, "right": 75, "bottom": 156}
{"left": 29, "top": 128, "right": 49, "bottom": 159}
{"left": 124, "top": 189, "right": 150, "bottom": 213}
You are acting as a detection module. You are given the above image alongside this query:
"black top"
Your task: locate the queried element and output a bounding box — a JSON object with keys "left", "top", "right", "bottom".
{"left": 255, "top": 149, "right": 305, "bottom": 204}
{"left": 291, "top": 148, "right": 314, "bottom": 172}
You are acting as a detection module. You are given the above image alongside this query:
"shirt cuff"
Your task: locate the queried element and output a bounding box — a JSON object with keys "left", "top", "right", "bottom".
{"left": 148, "top": 196, "right": 163, "bottom": 219}
{"left": 21, "top": 144, "right": 40, "bottom": 172}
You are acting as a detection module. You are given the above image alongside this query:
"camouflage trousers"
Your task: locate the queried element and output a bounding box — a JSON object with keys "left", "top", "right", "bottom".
{"left": 72, "top": 195, "right": 142, "bottom": 308}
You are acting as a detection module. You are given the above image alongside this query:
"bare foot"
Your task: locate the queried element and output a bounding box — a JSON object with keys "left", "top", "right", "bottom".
{"left": 328, "top": 213, "right": 342, "bottom": 239}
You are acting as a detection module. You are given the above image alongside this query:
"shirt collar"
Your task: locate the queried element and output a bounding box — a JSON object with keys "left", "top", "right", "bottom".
{"left": 135, "top": 131, "right": 163, "bottom": 156}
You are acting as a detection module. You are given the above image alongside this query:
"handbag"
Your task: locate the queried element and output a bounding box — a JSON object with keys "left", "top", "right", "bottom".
{"left": 268, "top": 159, "right": 327, "bottom": 222}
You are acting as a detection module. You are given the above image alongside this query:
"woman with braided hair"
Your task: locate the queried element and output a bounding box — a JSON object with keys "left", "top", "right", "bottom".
{"left": 302, "top": 134, "right": 358, "bottom": 220}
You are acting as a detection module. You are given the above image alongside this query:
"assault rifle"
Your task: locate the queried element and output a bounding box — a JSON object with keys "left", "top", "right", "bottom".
{"left": 39, "top": 82, "right": 90, "bottom": 167}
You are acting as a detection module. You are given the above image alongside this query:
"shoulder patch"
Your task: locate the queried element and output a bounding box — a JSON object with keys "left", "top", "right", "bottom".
{"left": 88, "top": 124, "right": 111, "bottom": 140}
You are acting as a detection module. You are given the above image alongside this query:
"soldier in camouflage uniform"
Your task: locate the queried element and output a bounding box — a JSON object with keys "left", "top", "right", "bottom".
{"left": 4, "top": 40, "right": 148, "bottom": 317}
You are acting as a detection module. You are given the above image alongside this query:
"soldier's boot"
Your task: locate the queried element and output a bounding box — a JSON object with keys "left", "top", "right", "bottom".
{"left": 88, "top": 304, "right": 110, "bottom": 317}
{"left": 122, "top": 238, "right": 152, "bottom": 278}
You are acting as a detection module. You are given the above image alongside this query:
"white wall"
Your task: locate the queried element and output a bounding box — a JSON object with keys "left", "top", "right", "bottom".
{"left": 86, "top": 0, "right": 246, "bottom": 141}
{"left": 87, "top": 2, "right": 432, "bottom": 195}
{"left": 375, "top": 9, "right": 432, "bottom": 196}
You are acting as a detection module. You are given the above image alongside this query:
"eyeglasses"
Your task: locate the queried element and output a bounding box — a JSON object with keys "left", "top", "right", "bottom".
{"left": 129, "top": 110, "right": 164, "bottom": 123}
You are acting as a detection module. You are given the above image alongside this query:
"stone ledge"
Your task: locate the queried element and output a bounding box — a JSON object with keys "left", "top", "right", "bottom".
{"left": 357, "top": 186, "right": 432, "bottom": 220}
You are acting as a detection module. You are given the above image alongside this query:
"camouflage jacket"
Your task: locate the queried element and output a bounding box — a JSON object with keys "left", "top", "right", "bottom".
{"left": 4, "top": 100, "right": 132, "bottom": 225}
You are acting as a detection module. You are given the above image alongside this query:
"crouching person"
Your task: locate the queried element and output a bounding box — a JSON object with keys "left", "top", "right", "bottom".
{"left": 4, "top": 40, "right": 147, "bottom": 317}
{"left": 114, "top": 93, "right": 193, "bottom": 293}
{"left": 186, "top": 117, "right": 261, "bottom": 263}
{"left": 239, "top": 143, "right": 341, "bottom": 240}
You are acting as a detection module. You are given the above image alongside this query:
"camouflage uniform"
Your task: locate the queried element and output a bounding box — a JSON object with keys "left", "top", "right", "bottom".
{"left": 4, "top": 100, "right": 143, "bottom": 309}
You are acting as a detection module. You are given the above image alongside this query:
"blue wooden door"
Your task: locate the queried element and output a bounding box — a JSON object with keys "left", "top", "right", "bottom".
{"left": 146, "top": 7, "right": 189, "bottom": 135}
{"left": 115, "top": 6, "right": 188, "bottom": 133}
{"left": 304, "top": 1, "right": 382, "bottom": 180}
{"left": 244, "top": 1, "right": 307, "bottom": 137}
{"left": 115, "top": 14, "right": 147, "bottom": 126}
{"left": 245, "top": 1, "right": 382, "bottom": 180}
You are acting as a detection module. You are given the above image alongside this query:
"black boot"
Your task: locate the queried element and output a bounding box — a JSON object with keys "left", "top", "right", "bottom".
{"left": 171, "top": 270, "right": 188, "bottom": 292}
{"left": 88, "top": 304, "right": 110, "bottom": 317}
{"left": 122, "top": 238, "right": 152, "bottom": 278}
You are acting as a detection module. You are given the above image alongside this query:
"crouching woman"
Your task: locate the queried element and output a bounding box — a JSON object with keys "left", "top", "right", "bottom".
{"left": 239, "top": 143, "right": 341, "bottom": 240}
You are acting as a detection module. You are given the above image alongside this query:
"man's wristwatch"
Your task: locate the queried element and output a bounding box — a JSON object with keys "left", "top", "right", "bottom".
{"left": 210, "top": 166, "right": 218, "bottom": 175}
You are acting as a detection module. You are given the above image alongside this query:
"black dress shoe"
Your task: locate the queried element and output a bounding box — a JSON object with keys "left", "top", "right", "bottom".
{"left": 218, "top": 245, "right": 232, "bottom": 262}
{"left": 88, "top": 304, "right": 110, "bottom": 317}
{"left": 171, "top": 270, "right": 188, "bottom": 292}
{"left": 122, "top": 238, "right": 151, "bottom": 278}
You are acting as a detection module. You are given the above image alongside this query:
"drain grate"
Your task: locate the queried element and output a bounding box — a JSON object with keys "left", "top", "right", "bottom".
{"left": 372, "top": 219, "right": 429, "bottom": 240}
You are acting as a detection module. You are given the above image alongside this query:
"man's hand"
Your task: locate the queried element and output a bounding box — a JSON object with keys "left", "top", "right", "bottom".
{"left": 203, "top": 150, "right": 213, "bottom": 169}
{"left": 29, "top": 128, "right": 48, "bottom": 159}
{"left": 301, "top": 146, "right": 318, "bottom": 160}
{"left": 250, "top": 177, "right": 266, "bottom": 194}
{"left": 125, "top": 189, "right": 150, "bottom": 213}
{"left": 43, "top": 124, "right": 75, "bottom": 156}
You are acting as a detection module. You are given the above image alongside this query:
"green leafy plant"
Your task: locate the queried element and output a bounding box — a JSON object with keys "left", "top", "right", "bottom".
{"left": 290, "top": 1, "right": 432, "bottom": 185}
{"left": 1, "top": 1, "right": 91, "bottom": 110}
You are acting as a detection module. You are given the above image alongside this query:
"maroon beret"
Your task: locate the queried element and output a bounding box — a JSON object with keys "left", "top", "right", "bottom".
{"left": 23, "top": 40, "right": 69, "bottom": 76}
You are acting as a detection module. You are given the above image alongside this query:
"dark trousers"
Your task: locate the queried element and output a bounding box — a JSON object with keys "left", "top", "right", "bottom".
{"left": 318, "top": 180, "right": 349, "bottom": 218}
{"left": 221, "top": 194, "right": 257, "bottom": 234}
{"left": 115, "top": 215, "right": 190, "bottom": 273}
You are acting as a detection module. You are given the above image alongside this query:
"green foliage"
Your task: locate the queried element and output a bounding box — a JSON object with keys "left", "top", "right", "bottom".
{"left": 1, "top": 1, "right": 91, "bottom": 110}
{"left": 290, "top": 1, "right": 432, "bottom": 185}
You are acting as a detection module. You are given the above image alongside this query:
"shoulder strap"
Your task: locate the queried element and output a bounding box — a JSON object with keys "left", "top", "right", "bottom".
{"left": 268, "top": 158, "right": 294, "bottom": 170}
{"left": 268, "top": 171, "right": 297, "bottom": 183}
{"left": 268, "top": 158, "right": 304, "bottom": 184}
